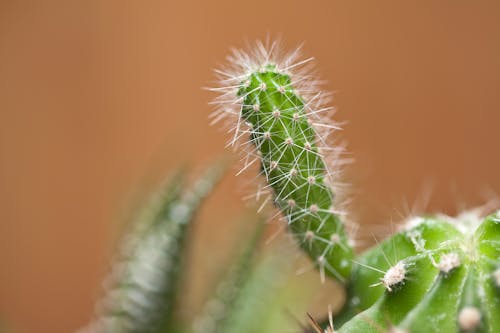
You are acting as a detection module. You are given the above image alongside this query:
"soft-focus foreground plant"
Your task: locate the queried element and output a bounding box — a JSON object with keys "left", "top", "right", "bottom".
{"left": 83, "top": 40, "right": 499, "bottom": 333}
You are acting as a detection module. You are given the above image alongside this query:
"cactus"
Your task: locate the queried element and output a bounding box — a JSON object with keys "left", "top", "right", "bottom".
{"left": 211, "top": 40, "right": 500, "bottom": 332}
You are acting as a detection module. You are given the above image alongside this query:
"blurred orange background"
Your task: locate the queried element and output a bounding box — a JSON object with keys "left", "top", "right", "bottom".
{"left": 1, "top": 1, "right": 500, "bottom": 332}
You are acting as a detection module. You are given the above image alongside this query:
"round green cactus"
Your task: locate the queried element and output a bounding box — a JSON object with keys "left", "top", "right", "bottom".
{"left": 212, "top": 41, "right": 500, "bottom": 333}
{"left": 338, "top": 214, "right": 500, "bottom": 332}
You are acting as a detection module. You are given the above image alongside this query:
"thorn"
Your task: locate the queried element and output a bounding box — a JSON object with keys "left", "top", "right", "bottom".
{"left": 317, "top": 256, "right": 326, "bottom": 283}
{"left": 307, "top": 313, "right": 325, "bottom": 333}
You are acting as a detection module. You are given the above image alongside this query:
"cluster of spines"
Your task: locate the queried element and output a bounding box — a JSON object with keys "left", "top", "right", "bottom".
{"left": 211, "top": 40, "right": 354, "bottom": 282}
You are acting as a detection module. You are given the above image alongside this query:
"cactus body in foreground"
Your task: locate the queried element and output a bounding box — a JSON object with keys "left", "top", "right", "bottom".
{"left": 212, "top": 41, "right": 500, "bottom": 332}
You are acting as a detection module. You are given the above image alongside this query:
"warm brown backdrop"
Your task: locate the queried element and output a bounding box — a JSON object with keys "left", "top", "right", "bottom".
{"left": 1, "top": 1, "right": 500, "bottom": 332}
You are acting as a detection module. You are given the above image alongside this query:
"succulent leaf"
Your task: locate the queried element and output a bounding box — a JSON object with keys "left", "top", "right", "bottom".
{"left": 85, "top": 164, "right": 223, "bottom": 333}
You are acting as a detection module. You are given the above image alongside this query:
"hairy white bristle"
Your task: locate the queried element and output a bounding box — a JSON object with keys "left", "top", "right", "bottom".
{"left": 437, "top": 252, "right": 461, "bottom": 274}
{"left": 382, "top": 261, "right": 406, "bottom": 292}
{"left": 287, "top": 199, "right": 296, "bottom": 208}
{"left": 263, "top": 131, "right": 271, "bottom": 140}
{"left": 307, "top": 176, "right": 316, "bottom": 184}
{"left": 252, "top": 103, "right": 260, "bottom": 112}
{"left": 289, "top": 168, "right": 298, "bottom": 177}
{"left": 402, "top": 216, "right": 425, "bottom": 231}
{"left": 458, "top": 306, "right": 481, "bottom": 331}
{"left": 285, "top": 137, "right": 293, "bottom": 145}
{"left": 272, "top": 109, "right": 281, "bottom": 118}
{"left": 259, "top": 82, "right": 267, "bottom": 91}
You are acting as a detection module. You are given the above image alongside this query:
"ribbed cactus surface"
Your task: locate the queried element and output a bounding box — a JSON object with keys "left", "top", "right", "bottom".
{"left": 338, "top": 214, "right": 500, "bottom": 332}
